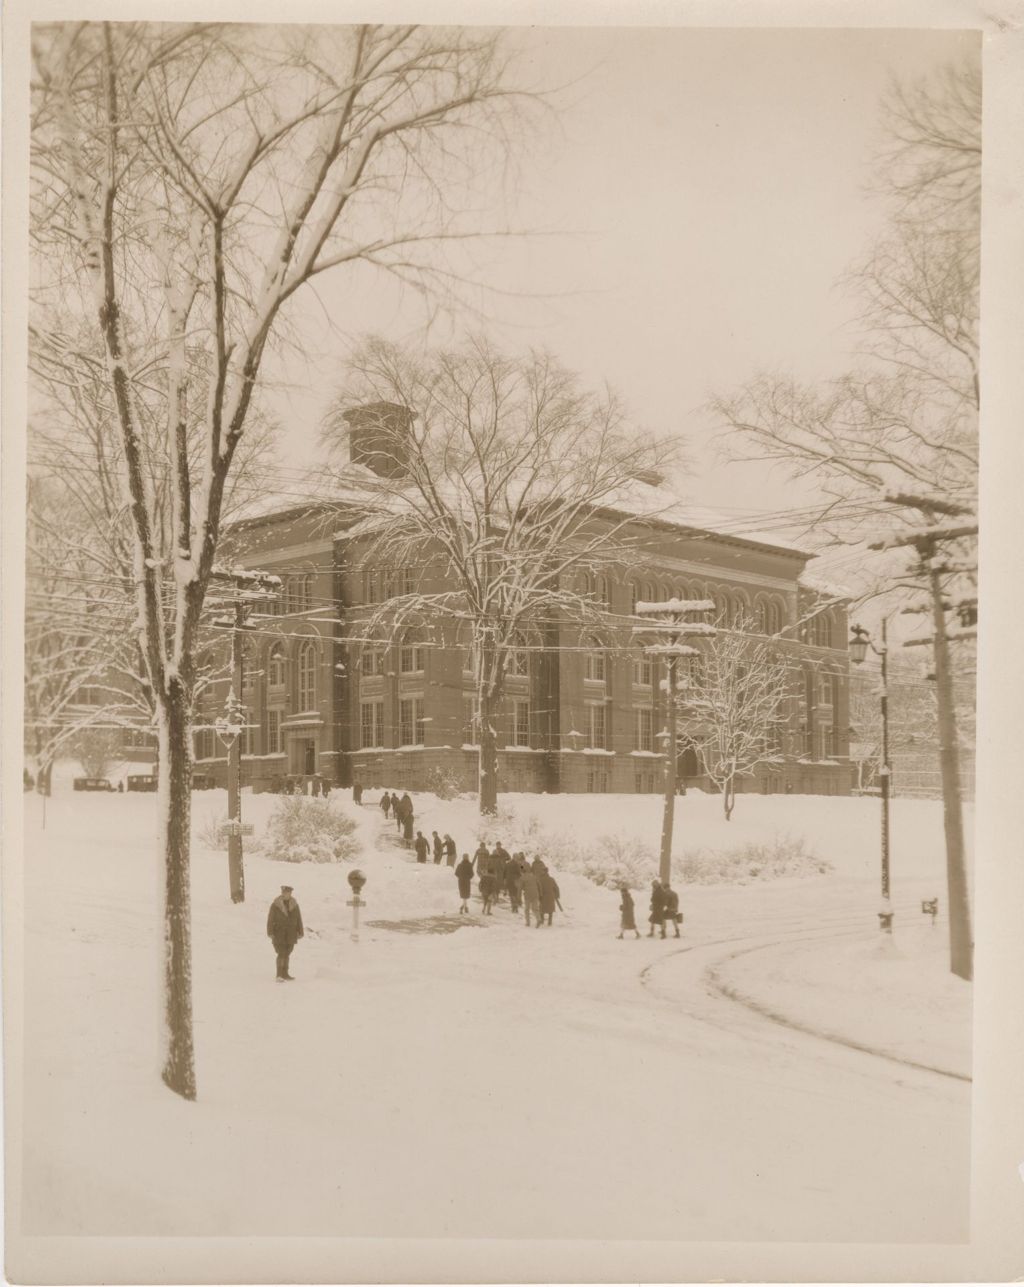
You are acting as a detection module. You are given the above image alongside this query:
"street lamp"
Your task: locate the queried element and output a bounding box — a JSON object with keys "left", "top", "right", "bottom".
{"left": 849, "top": 618, "right": 892, "bottom": 932}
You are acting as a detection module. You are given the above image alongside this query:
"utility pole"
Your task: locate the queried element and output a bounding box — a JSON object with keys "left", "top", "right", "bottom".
{"left": 210, "top": 568, "right": 281, "bottom": 906}
{"left": 633, "top": 596, "right": 717, "bottom": 885}
{"left": 659, "top": 652, "right": 678, "bottom": 885}
{"left": 870, "top": 498, "right": 976, "bottom": 980}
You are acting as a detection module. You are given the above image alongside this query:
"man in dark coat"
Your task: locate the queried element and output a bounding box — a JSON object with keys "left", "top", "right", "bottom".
{"left": 380, "top": 792, "right": 391, "bottom": 819}
{"left": 618, "top": 885, "right": 640, "bottom": 939}
{"left": 648, "top": 879, "right": 666, "bottom": 938}
{"left": 432, "top": 830, "right": 444, "bottom": 864}
{"left": 455, "top": 853, "right": 475, "bottom": 914}
{"left": 661, "top": 884, "right": 682, "bottom": 939}
{"left": 352, "top": 781, "right": 363, "bottom": 804}
{"left": 538, "top": 870, "right": 559, "bottom": 927}
{"left": 394, "top": 793, "right": 405, "bottom": 832}
{"left": 400, "top": 792, "right": 414, "bottom": 825}
{"left": 414, "top": 830, "right": 430, "bottom": 862}
{"left": 267, "top": 884, "right": 304, "bottom": 981}
{"left": 443, "top": 834, "right": 457, "bottom": 866}
{"left": 503, "top": 853, "right": 522, "bottom": 912}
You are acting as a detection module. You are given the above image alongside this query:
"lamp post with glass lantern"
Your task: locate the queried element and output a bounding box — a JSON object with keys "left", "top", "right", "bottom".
{"left": 849, "top": 617, "right": 893, "bottom": 931}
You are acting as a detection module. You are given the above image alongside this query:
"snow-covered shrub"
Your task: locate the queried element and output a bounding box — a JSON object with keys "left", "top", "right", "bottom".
{"left": 261, "top": 796, "right": 358, "bottom": 864}
{"left": 426, "top": 764, "right": 464, "bottom": 800}
{"left": 196, "top": 809, "right": 230, "bottom": 851}
{"left": 504, "top": 826, "right": 655, "bottom": 890}
{"left": 677, "top": 833, "right": 829, "bottom": 885}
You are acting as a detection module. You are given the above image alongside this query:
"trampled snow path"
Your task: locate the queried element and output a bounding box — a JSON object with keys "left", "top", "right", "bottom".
{"left": 19, "top": 785, "right": 970, "bottom": 1243}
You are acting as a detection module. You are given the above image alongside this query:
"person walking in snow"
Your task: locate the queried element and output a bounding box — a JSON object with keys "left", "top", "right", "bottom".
{"left": 537, "top": 869, "right": 559, "bottom": 927}
{"left": 352, "top": 780, "right": 363, "bottom": 804}
{"left": 399, "top": 792, "right": 413, "bottom": 825}
{"left": 503, "top": 852, "right": 522, "bottom": 912}
{"left": 267, "top": 884, "right": 304, "bottom": 981}
{"left": 456, "top": 853, "right": 475, "bottom": 914}
{"left": 479, "top": 868, "right": 497, "bottom": 915}
{"left": 618, "top": 885, "right": 640, "bottom": 939}
{"left": 520, "top": 866, "right": 541, "bottom": 927}
{"left": 647, "top": 879, "right": 666, "bottom": 938}
{"left": 443, "top": 833, "right": 457, "bottom": 866}
{"left": 660, "top": 883, "right": 682, "bottom": 938}
{"left": 394, "top": 793, "right": 405, "bottom": 833}
{"left": 414, "top": 830, "right": 430, "bottom": 863}
{"left": 380, "top": 792, "right": 391, "bottom": 819}
{"left": 432, "top": 830, "right": 444, "bottom": 864}
{"left": 474, "top": 840, "right": 490, "bottom": 869}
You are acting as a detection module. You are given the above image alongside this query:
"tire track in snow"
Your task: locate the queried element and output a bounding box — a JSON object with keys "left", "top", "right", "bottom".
{"left": 639, "top": 904, "right": 970, "bottom": 1085}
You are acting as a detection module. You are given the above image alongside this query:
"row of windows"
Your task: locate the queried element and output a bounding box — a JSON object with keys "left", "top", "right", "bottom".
{"left": 241, "top": 640, "right": 319, "bottom": 709}
{"left": 195, "top": 709, "right": 284, "bottom": 760}
{"left": 362, "top": 567, "right": 418, "bottom": 604}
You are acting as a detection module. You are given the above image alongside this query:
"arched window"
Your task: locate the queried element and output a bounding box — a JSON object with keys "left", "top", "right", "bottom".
{"left": 267, "top": 643, "right": 286, "bottom": 688}
{"left": 813, "top": 611, "right": 833, "bottom": 648}
{"left": 400, "top": 628, "right": 427, "bottom": 674}
{"left": 753, "top": 598, "right": 768, "bottom": 634}
{"left": 630, "top": 582, "right": 640, "bottom": 613}
{"left": 633, "top": 650, "right": 653, "bottom": 686}
{"left": 585, "top": 637, "right": 607, "bottom": 683}
{"left": 297, "top": 641, "right": 317, "bottom": 710}
{"left": 595, "top": 575, "right": 611, "bottom": 609}
{"left": 765, "top": 598, "right": 783, "bottom": 636}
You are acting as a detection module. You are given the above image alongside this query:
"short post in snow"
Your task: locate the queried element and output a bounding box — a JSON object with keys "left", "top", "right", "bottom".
{"left": 921, "top": 897, "right": 939, "bottom": 926}
{"left": 346, "top": 868, "right": 367, "bottom": 944}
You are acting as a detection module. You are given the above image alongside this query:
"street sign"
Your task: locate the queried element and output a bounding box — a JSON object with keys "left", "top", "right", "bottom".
{"left": 219, "top": 821, "right": 254, "bottom": 837}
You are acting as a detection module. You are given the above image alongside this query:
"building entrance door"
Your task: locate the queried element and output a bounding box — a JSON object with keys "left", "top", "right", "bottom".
{"left": 303, "top": 740, "right": 316, "bottom": 775}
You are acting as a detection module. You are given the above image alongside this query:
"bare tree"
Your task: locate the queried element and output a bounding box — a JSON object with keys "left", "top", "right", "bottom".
{"left": 710, "top": 55, "right": 979, "bottom": 978}
{"left": 677, "top": 614, "right": 790, "bottom": 822}
{"left": 31, "top": 21, "right": 528, "bottom": 1099}
{"left": 325, "top": 335, "right": 683, "bottom": 815}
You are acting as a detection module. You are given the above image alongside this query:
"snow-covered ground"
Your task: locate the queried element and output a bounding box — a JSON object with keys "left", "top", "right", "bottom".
{"left": 17, "top": 771, "right": 972, "bottom": 1243}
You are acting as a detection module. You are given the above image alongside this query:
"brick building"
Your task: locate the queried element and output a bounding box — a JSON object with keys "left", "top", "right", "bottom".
{"left": 197, "top": 424, "right": 855, "bottom": 798}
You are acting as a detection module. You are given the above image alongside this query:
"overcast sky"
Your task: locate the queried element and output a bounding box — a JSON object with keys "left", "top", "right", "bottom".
{"left": 264, "top": 24, "right": 979, "bottom": 556}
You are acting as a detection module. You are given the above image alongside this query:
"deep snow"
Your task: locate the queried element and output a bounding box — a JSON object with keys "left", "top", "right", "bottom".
{"left": 18, "top": 773, "right": 972, "bottom": 1243}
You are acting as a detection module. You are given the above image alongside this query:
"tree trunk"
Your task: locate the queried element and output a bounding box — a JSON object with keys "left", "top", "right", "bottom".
{"left": 478, "top": 687, "right": 499, "bottom": 816}
{"left": 158, "top": 677, "right": 197, "bottom": 1100}
{"left": 723, "top": 775, "right": 735, "bottom": 821}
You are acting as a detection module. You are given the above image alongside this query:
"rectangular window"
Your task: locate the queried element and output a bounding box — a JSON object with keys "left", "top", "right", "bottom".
{"left": 362, "top": 645, "right": 385, "bottom": 677}
{"left": 399, "top": 696, "right": 425, "bottom": 747}
{"left": 585, "top": 702, "right": 607, "bottom": 750}
{"left": 512, "top": 698, "right": 530, "bottom": 747}
{"left": 400, "top": 635, "right": 426, "bottom": 673}
{"left": 462, "top": 696, "right": 479, "bottom": 745}
{"left": 267, "top": 710, "right": 282, "bottom": 755}
{"left": 634, "top": 706, "right": 653, "bottom": 752}
{"left": 239, "top": 709, "right": 254, "bottom": 756}
{"left": 633, "top": 654, "right": 652, "bottom": 686}
{"left": 400, "top": 566, "right": 416, "bottom": 596}
{"left": 360, "top": 699, "right": 384, "bottom": 749}
{"left": 634, "top": 771, "right": 655, "bottom": 794}
{"left": 587, "top": 769, "right": 609, "bottom": 794}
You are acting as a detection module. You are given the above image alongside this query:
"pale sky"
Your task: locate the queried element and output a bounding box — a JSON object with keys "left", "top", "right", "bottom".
{"left": 264, "top": 25, "right": 980, "bottom": 551}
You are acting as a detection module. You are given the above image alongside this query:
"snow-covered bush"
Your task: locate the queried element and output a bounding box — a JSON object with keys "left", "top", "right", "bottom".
{"left": 261, "top": 796, "right": 358, "bottom": 865}
{"left": 677, "top": 833, "right": 829, "bottom": 885}
{"left": 426, "top": 765, "right": 464, "bottom": 800}
{"left": 196, "top": 809, "right": 231, "bottom": 852}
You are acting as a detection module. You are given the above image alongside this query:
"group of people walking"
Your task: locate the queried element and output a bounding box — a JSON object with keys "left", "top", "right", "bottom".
{"left": 455, "top": 842, "right": 561, "bottom": 926}
{"left": 378, "top": 790, "right": 416, "bottom": 845}
{"left": 414, "top": 828, "right": 458, "bottom": 866}
{"left": 617, "top": 878, "right": 682, "bottom": 940}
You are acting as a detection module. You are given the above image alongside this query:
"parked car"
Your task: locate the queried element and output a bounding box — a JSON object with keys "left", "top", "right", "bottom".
{"left": 126, "top": 774, "right": 159, "bottom": 793}
{"left": 191, "top": 773, "right": 217, "bottom": 791}
{"left": 73, "top": 777, "right": 115, "bottom": 792}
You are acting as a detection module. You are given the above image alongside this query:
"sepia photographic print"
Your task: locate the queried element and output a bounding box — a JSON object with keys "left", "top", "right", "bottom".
{"left": 4, "top": 0, "right": 1024, "bottom": 1282}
